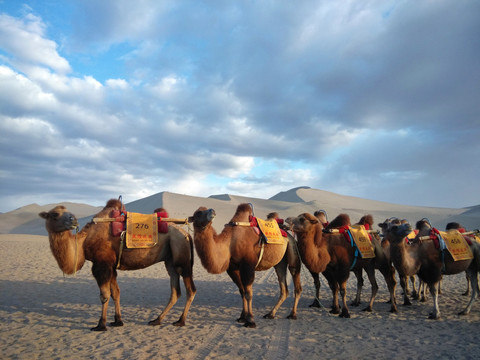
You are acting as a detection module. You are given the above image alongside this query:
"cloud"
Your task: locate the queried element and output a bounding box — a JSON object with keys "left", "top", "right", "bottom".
{"left": 0, "top": 1, "right": 479, "bottom": 212}
{"left": 0, "top": 13, "right": 71, "bottom": 73}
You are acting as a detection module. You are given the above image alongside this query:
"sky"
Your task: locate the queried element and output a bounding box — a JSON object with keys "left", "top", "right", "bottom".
{"left": 0, "top": 0, "right": 479, "bottom": 213}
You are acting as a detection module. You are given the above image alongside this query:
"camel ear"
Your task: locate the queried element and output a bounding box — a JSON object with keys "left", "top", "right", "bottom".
{"left": 187, "top": 216, "right": 194, "bottom": 223}
{"left": 39, "top": 211, "right": 49, "bottom": 219}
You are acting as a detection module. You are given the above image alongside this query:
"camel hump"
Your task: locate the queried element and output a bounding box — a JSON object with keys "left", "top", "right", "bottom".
{"left": 105, "top": 198, "right": 123, "bottom": 210}
{"left": 325, "top": 213, "right": 350, "bottom": 229}
{"left": 357, "top": 215, "right": 374, "bottom": 227}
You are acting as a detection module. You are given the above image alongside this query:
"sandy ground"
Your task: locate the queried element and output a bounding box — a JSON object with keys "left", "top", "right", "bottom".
{"left": 1, "top": 233, "right": 480, "bottom": 360}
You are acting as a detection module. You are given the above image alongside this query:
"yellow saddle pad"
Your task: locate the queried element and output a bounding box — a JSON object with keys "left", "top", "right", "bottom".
{"left": 349, "top": 225, "right": 375, "bottom": 259}
{"left": 441, "top": 229, "right": 473, "bottom": 261}
{"left": 256, "top": 218, "right": 286, "bottom": 245}
{"left": 126, "top": 212, "right": 158, "bottom": 248}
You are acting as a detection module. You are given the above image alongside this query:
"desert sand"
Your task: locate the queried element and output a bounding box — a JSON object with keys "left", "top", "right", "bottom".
{"left": 1, "top": 187, "right": 479, "bottom": 359}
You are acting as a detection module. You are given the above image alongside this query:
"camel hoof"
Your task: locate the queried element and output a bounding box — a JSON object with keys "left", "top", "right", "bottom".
{"left": 309, "top": 300, "right": 321, "bottom": 308}
{"left": 403, "top": 301, "right": 412, "bottom": 306}
{"left": 244, "top": 321, "right": 256, "bottom": 328}
{"left": 330, "top": 308, "right": 340, "bottom": 315}
{"left": 428, "top": 312, "right": 440, "bottom": 320}
{"left": 362, "top": 306, "right": 372, "bottom": 312}
{"left": 91, "top": 325, "right": 107, "bottom": 332}
{"left": 236, "top": 317, "right": 246, "bottom": 323}
{"left": 350, "top": 301, "right": 361, "bottom": 307}
{"left": 172, "top": 320, "right": 185, "bottom": 327}
{"left": 462, "top": 291, "right": 470, "bottom": 296}
{"left": 287, "top": 314, "right": 297, "bottom": 320}
{"left": 390, "top": 307, "right": 398, "bottom": 313}
{"left": 263, "top": 313, "right": 275, "bottom": 319}
{"left": 109, "top": 320, "right": 124, "bottom": 327}
{"left": 148, "top": 318, "right": 161, "bottom": 326}
{"left": 458, "top": 310, "right": 468, "bottom": 316}
{"left": 339, "top": 310, "right": 351, "bottom": 318}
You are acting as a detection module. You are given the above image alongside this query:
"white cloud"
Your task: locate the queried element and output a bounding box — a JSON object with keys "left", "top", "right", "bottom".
{"left": 0, "top": 13, "right": 71, "bottom": 73}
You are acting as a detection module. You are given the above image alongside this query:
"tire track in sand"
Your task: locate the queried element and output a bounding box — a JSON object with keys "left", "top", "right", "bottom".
{"left": 264, "top": 319, "right": 291, "bottom": 360}
{"left": 182, "top": 323, "right": 233, "bottom": 360}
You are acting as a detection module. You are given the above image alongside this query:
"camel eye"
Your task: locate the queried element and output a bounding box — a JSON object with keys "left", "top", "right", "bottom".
{"left": 51, "top": 212, "right": 59, "bottom": 219}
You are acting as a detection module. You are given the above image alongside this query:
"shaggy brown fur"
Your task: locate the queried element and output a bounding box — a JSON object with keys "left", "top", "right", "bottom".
{"left": 190, "top": 204, "right": 302, "bottom": 328}
{"left": 292, "top": 213, "right": 359, "bottom": 317}
{"left": 39, "top": 199, "right": 196, "bottom": 331}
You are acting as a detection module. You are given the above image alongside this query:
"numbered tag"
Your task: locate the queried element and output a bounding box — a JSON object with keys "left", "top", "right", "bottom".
{"left": 126, "top": 213, "right": 158, "bottom": 248}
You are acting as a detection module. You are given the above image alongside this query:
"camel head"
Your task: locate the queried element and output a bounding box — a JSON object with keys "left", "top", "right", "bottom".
{"left": 189, "top": 207, "right": 216, "bottom": 229}
{"left": 39, "top": 205, "right": 79, "bottom": 233}
{"left": 292, "top": 213, "right": 320, "bottom": 233}
{"left": 446, "top": 222, "right": 462, "bottom": 230}
{"left": 378, "top": 217, "right": 403, "bottom": 235}
{"left": 382, "top": 222, "right": 413, "bottom": 244}
{"left": 415, "top": 218, "right": 432, "bottom": 233}
{"left": 313, "top": 210, "right": 328, "bottom": 224}
{"left": 267, "top": 212, "right": 279, "bottom": 220}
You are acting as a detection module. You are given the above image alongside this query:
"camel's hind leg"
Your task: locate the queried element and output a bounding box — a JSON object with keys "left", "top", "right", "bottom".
{"left": 379, "top": 264, "right": 397, "bottom": 312}
{"left": 173, "top": 274, "right": 196, "bottom": 327}
{"left": 149, "top": 260, "right": 181, "bottom": 326}
{"left": 287, "top": 262, "right": 302, "bottom": 319}
{"left": 263, "top": 261, "right": 288, "bottom": 319}
{"left": 362, "top": 263, "right": 379, "bottom": 312}
{"left": 459, "top": 269, "right": 478, "bottom": 315}
{"left": 428, "top": 281, "right": 441, "bottom": 319}
{"left": 350, "top": 268, "right": 363, "bottom": 307}
{"left": 109, "top": 275, "right": 124, "bottom": 327}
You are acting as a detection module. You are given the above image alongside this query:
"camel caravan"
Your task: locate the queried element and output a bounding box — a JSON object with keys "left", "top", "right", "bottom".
{"left": 39, "top": 199, "right": 480, "bottom": 331}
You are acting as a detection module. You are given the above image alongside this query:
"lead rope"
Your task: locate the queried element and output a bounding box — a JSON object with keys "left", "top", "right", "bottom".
{"left": 73, "top": 226, "right": 79, "bottom": 275}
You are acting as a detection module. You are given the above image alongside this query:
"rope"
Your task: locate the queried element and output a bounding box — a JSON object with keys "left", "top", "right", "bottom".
{"left": 73, "top": 226, "right": 79, "bottom": 275}
{"left": 116, "top": 231, "right": 125, "bottom": 269}
{"left": 255, "top": 240, "right": 265, "bottom": 269}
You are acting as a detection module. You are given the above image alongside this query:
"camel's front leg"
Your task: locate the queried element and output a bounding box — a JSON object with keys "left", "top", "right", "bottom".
{"left": 309, "top": 271, "right": 322, "bottom": 308}
{"left": 240, "top": 264, "right": 256, "bottom": 328}
{"left": 400, "top": 275, "right": 412, "bottom": 305}
{"left": 323, "top": 270, "right": 340, "bottom": 314}
{"left": 264, "top": 262, "right": 288, "bottom": 319}
{"left": 227, "top": 267, "right": 247, "bottom": 323}
{"left": 149, "top": 260, "right": 180, "bottom": 326}
{"left": 459, "top": 269, "right": 478, "bottom": 315}
{"left": 428, "top": 281, "right": 441, "bottom": 319}
{"left": 91, "top": 262, "right": 114, "bottom": 331}
{"left": 409, "top": 275, "right": 418, "bottom": 299}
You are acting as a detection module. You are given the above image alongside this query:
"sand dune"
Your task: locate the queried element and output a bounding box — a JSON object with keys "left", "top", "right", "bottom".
{"left": 1, "top": 187, "right": 479, "bottom": 359}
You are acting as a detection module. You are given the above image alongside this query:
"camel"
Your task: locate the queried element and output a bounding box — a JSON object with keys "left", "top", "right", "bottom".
{"left": 189, "top": 203, "right": 302, "bottom": 328}
{"left": 446, "top": 222, "right": 478, "bottom": 296}
{"left": 300, "top": 212, "right": 396, "bottom": 313}
{"left": 378, "top": 218, "right": 421, "bottom": 303}
{"left": 354, "top": 215, "right": 398, "bottom": 312}
{"left": 39, "top": 199, "right": 196, "bottom": 331}
{"left": 382, "top": 219, "right": 480, "bottom": 319}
